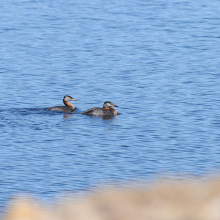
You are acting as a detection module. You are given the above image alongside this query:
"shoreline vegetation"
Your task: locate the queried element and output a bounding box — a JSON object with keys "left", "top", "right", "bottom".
{"left": 3, "top": 178, "right": 220, "bottom": 220}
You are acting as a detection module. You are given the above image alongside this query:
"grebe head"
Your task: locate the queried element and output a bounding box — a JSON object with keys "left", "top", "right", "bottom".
{"left": 103, "top": 101, "right": 118, "bottom": 108}
{"left": 63, "top": 95, "right": 77, "bottom": 101}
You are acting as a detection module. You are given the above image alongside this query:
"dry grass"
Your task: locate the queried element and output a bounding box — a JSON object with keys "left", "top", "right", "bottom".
{"left": 3, "top": 178, "right": 220, "bottom": 220}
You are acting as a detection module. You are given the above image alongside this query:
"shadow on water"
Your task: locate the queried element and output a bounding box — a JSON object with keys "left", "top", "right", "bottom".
{"left": 81, "top": 115, "right": 118, "bottom": 127}
{"left": 81, "top": 113, "right": 118, "bottom": 120}
{"left": 102, "top": 115, "right": 117, "bottom": 120}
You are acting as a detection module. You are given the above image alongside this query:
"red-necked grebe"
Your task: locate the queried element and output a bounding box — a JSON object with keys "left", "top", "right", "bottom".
{"left": 46, "top": 95, "right": 77, "bottom": 112}
{"left": 82, "top": 101, "right": 118, "bottom": 116}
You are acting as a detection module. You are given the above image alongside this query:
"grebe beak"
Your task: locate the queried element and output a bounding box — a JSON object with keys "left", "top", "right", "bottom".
{"left": 71, "top": 98, "right": 77, "bottom": 101}
{"left": 113, "top": 104, "right": 118, "bottom": 107}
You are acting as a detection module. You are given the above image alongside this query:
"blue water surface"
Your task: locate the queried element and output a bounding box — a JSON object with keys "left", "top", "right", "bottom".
{"left": 1, "top": 0, "right": 220, "bottom": 211}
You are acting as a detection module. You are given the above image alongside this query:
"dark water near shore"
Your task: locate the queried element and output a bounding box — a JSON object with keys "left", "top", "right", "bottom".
{"left": 1, "top": 0, "right": 220, "bottom": 210}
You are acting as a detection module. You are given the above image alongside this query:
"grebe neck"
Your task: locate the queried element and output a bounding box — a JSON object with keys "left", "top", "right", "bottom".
{"left": 104, "top": 107, "right": 117, "bottom": 115}
{"left": 63, "top": 100, "right": 75, "bottom": 109}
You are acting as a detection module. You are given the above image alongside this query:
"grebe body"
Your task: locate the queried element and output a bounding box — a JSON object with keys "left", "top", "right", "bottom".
{"left": 82, "top": 101, "right": 118, "bottom": 117}
{"left": 46, "top": 95, "right": 77, "bottom": 113}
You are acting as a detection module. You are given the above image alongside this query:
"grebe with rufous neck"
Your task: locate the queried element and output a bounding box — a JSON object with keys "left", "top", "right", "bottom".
{"left": 82, "top": 101, "right": 118, "bottom": 117}
{"left": 46, "top": 95, "right": 77, "bottom": 113}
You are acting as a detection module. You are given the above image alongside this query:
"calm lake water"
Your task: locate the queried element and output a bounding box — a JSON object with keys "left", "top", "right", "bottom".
{"left": 1, "top": 0, "right": 220, "bottom": 211}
